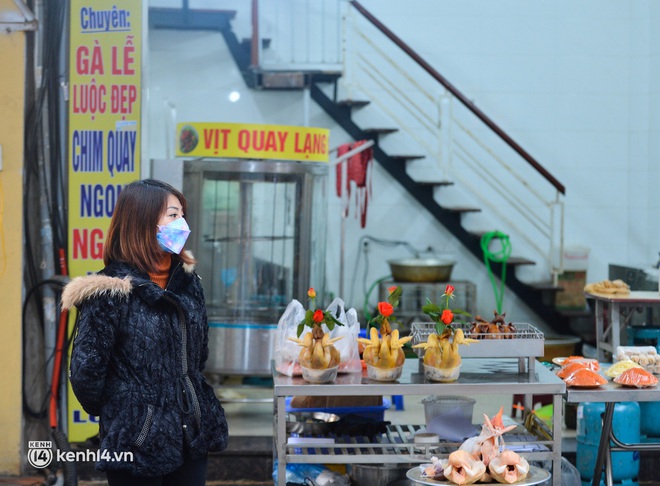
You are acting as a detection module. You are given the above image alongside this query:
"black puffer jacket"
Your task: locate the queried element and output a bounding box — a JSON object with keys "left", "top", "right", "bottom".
{"left": 62, "top": 256, "right": 228, "bottom": 476}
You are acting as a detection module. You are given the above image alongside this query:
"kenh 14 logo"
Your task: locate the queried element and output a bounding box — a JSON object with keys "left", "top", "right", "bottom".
{"left": 27, "top": 441, "right": 53, "bottom": 469}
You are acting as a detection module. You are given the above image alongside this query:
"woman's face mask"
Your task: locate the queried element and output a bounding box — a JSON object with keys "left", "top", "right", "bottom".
{"left": 157, "top": 218, "right": 190, "bottom": 254}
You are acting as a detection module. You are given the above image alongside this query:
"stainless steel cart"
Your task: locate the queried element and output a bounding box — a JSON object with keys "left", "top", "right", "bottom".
{"left": 273, "top": 358, "right": 566, "bottom": 485}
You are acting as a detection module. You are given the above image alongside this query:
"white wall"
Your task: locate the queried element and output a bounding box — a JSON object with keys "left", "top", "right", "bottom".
{"left": 366, "top": 0, "right": 656, "bottom": 272}
{"left": 146, "top": 1, "right": 660, "bottom": 333}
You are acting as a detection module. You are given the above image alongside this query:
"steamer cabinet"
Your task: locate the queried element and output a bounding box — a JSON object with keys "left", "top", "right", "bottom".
{"left": 183, "top": 158, "right": 328, "bottom": 376}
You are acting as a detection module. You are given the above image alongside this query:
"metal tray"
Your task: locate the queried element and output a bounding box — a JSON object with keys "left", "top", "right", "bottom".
{"left": 406, "top": 464, "right": 550, "bottom": 485}
{"left": 410, "top": 322, "right": 545, "bottom": 359}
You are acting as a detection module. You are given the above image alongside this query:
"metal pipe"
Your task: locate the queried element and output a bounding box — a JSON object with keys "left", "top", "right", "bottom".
{"left": 302, "top": 86, "right": 311, "bottom": 126}
{"left": 591, "top": 402, "right": 616, "bottom": 486}
{"left": 251, "top": 0, "right": 259, "bottom": 67}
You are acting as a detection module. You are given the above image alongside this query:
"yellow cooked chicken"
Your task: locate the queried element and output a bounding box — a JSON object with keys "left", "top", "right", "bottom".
{"left": 289, "top": 325, "right": 343, "bottom": 369}
{"left": 358, "top": 319, "right": 411, "bottom": 369}
{"left": 414, "top": 328, "right": 477, "bottom": 370}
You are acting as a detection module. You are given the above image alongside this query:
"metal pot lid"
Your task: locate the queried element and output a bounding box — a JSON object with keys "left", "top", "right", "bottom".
{"left": 388, "top": 258, "right": 455, "bottom": 267}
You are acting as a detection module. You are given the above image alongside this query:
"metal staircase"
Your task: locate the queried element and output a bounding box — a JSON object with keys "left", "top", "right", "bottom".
{"left": 308, "top": 81, "right": 572, "bottom": 334}
{"left": 149, "top": 1, "right": 581, "bottom": 335}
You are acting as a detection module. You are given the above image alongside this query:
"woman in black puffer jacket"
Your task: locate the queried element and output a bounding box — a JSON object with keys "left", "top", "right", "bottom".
{"left": 62, "top": 179, "right": 228, "bottom": 485}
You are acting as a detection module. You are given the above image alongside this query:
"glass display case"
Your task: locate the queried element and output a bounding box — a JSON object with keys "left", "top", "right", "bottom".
{"left": 183, "top": 158, "right": 328, "bottom": 375}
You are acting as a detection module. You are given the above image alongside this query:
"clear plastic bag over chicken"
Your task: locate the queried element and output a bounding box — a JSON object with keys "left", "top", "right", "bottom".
{"left": 274, "top": 298, "right": 361, "bottom": 376}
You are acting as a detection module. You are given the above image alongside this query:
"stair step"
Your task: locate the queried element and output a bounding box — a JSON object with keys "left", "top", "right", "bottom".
{"left": 260, "top": 71, "right": 306, "bottom": 89}
{"left": 557, "top": 308, "right": 592, "bottom": 318}
{"left": 442, "top": 206, "right": 481, "bottom": 214}
{"left": 466, "top": 255, "right": 535, "bottom": 266}
{"left": 467, "top": 230, "right": 488, "bottom": 240}
{"left": 530, "top": 282, "right": 564, "bottom": 293}
{"left": 363, "top": 127, "right": 399, "bottom": 135}
{"left": 337, "top": 99, "right": 370, "bottom": 108}
{"left": 506, "top": 256, "right": 536, "bottom": 266}
{"left": 530, "top": 281, "right": 565, "bottom": 307}
{"left": 389, "top": 154, "right": 426, "bottom": 162}
{"left": 416, "top": 180, "right": 454, "bottom": 187}
{"left": 241, "top": 37, "right": 270, "bottom": 49}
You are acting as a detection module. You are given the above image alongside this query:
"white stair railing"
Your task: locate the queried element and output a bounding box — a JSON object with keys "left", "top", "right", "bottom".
{"left": 255, "top": 0, "right": 343, "bottom": 72}
{"left": 252, "top": 0, "right": 565, "bottom": 280}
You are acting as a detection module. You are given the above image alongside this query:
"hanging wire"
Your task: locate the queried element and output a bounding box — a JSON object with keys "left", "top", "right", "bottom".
{"left": 22, "top": 279, "right": 67, "bottom": 419}
{"left": 22, "top": 0, "right": 69, "bottom": 424}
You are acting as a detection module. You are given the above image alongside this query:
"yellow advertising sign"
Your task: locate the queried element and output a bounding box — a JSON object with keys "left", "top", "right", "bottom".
{"left": 176, "top": 122, "right": 330, "bottom": 162}
{"left": 67, "top": 0, "right": 142, "bottom": 442}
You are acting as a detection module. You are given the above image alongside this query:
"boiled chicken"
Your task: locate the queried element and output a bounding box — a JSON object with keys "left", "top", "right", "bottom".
{"left": 443, "top": 449, "right": 487, "bottom": 485}
{"left": 459, "top": 407, "right": 517, "bottom": 466}
{"left": 358, "top": 320, "right": 411, "bottom": 369}
{"left": 413, "top": 328, "right": 478, "bottom": 370}
{"left": 289, "top": 325, "right": 342, "bottom": 369}
{"left": 488, "top": 449, "right": 530, "bottom": 484}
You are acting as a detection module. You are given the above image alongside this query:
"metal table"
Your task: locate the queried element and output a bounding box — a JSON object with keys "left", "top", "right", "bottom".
{"left": 565, "top": 378, "right": 660, "bottom": 486}
{"left": 273, "top": 358, "right": 566, "bottom": 485}
{"left": 586, "top": 291, "right": 660, "bottom": 362}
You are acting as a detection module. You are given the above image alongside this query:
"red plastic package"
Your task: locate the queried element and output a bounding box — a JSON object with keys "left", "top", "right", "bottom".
{"left": 563, "top": 368, "right": 607, "bottom": 387}
{"left": 613, "top": 367, "right": 658, "bottom": 388}
{"left": 563, "top": 357, "right": 600, "bottom": 370}
{"left": 556, "top": 359, "right": 600, "bottom": 379}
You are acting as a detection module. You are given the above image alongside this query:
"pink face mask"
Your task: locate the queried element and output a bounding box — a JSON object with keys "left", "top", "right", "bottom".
{"left": 156, "top": 218, "right": 191, "bottom": 254}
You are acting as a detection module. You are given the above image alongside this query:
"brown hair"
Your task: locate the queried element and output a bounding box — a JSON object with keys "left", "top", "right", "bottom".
{"left": 103, "top": 179, "right": 195, "bottom": 273}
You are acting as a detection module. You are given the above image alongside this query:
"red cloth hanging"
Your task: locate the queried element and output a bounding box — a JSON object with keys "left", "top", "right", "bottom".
{"left": 336, "top": 140, "right": 373, "bottom": 228}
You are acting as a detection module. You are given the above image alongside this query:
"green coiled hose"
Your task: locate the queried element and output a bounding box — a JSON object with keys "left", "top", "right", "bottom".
{"left": 480, "top": 231, "right": 511, "bottom": 314}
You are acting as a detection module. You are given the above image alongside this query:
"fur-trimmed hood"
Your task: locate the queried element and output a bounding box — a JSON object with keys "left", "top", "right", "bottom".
{"left": 61, "top": 274, "right": 133, "bottom": 310}
{"left": 61, "top": 252, "right": 196, "bottom": 310}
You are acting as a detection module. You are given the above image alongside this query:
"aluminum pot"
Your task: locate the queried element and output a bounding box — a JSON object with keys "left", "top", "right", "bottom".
{"left": 388, "top": 258, "right": 455, "bottom": 283}
{"left": 285, "top": 412, "right": 340, "bottom": 435}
